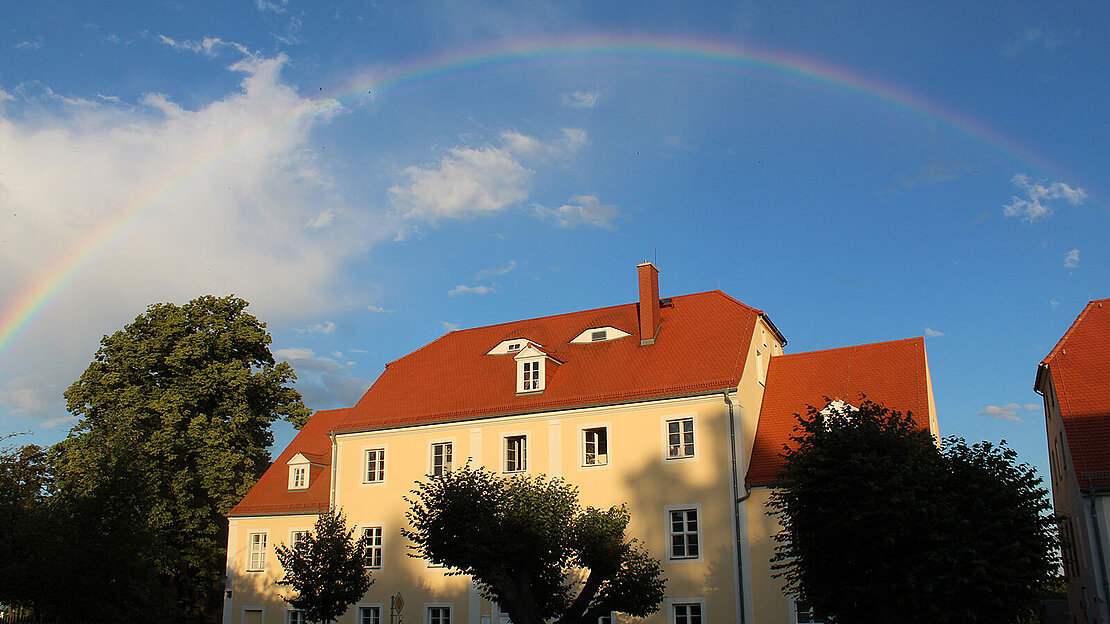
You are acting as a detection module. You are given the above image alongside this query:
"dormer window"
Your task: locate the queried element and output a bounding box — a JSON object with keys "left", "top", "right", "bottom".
{"left": 570, "top": 326, "right": 632, "bottom": 344}
{"left": 286, "top": 452, "right": 317, "bottom": 491}
{"left": 487, "top": 338, "right": 542, "bottom": 355}
{"left": 523, "top": 361, "right": 540, "bottom": 390}
{"left": 513, "top": 344, "right": 558, "bottom": 394}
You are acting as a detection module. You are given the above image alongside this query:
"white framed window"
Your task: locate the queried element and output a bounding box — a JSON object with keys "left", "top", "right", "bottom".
{"left": 582, "top": 426, "right": 609, "bottom": 466}
{"left": 358, "top": 604, "right": 382, "bottom": 624}
{"left": 426, "top": 605, "right": 452, "bottom": 624}
{"left": 290, "top": 529, "right": 309, "bottom": 552}
{"left": 431, "top": 441, "right": 453, "bottom": 476}
{"left": 287, "top": 609, "right": 306, "bottom": 624}
{"left": 665, "top": 506, "right": 701, "bottom": 561}
{"left": 523, "top": 360, "right": 540, "bottom": 391}
{"left": 364, "top": 448, "right": 386, "bottom": 483}
{"left": 670, "top": 600, "right": 704, "bottom": 624}
{"left": 289, "top": 465, "right": 308, "bottom": 489}
{"left": 246, "top": 532, "right": 267, "bottom": 572}
{"left": 362, "top": 526, "right": 383, "bottom": 569}
{"left": 504, "top": 435, "right": 527, "bottom": 472}
{"left": 665, "top": 417, "right": 696, "bottom": 460}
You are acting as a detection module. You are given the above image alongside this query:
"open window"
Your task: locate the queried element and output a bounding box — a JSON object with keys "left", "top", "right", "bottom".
{"left": 582, "top": 426, "right": 609, "bottom": 466}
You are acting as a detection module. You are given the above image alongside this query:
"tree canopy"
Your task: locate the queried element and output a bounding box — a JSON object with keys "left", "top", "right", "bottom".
{"left": 404, "top": 466, "right": 666, "bottom": 624}
{"left": 276, "top": 508, "right": 372, "bottom": 624}
{"left": 50, "top": 294, "right": 310, "bottom": 621}
{"left": 769, "top": 398, "right": 1057, "bottom": 624}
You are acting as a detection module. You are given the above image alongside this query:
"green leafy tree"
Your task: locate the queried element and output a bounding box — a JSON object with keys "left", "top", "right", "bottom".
{"left": 276, "top": 508, "right": 372, "bottom": 623}
{"left": 53, "top": 295, "right": 311, "bottom": 621}
{"left": 770, "top": 399, "right": 1057, "bottom": 624}
{"left": 404, "top": 466, "right": 666, "bottom": 624}
{"left": 0, "top": 435, "right": 52, "bottom": 610}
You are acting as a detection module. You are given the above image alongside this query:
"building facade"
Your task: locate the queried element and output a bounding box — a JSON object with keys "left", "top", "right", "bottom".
{"left": 225, "top": 264, "right": 938, "bottom": 624}
{"left": 1037, "top": 298, "right": 1110, "bottom": 624}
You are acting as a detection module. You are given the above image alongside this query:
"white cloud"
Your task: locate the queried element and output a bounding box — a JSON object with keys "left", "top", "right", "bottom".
{"left": 15, "top": 40, "right": 43, "bottom": 51}
{"left": 500, "top": 127, "right": 587, "bottom": 163}
{"left": 256, "top": 0, "right": 289, "bottom": 13}
{"left": 271, "top": 347, "right": 370, "bottom": 409}
{"left": 1003, "top": 27, "right": 1079, "bottom": 57}
{"left": 0, "top": 377, "right": 54, "bottom": 415}
{"left": 475, "top": 261, "right": 516, "bottom": 279}
{"left": 42, "top": 415, "right": 78, "bottom": 429}
{"left": 293, "top": 320, "right": 336, "bottom": 335}
{"left": 442, "top": 321, "right": 460, "bottom": 331}
{"left": 1024, "top": 403, "right": 1040, "bottom": 411}
{"left": 449, "top": 285, "right": 495, "bottom": 297}
{"left": 1064, "top": 248, "right": 1080, "bottom": 268}
{"left": 1003, "top": 173, "right": 1087, "bottom": 222}
{"left": 390, "top": 129, "right": 586, "bottom": 224}
{"left": 924, "top": 327, "right": 944, "bottom": 338}
{"left": 0, "top": 54, "right": 393, "bottom": 440}
{"left": 367, "top": 305, "right": 393, "bottom": 313}
{"left": 979, "top": 404, "right": 1022, "bottom": 422}
{"left": 560, "top": 90, "right": 601, "bottom": 109}
{"left": 391, "top": 144, "right": 531, "bottom": 222}
{"left": 156, "top": 34, "right": 250, "bottom": 58}
{"left": 537, "top": 194, "right": 620, "bottom": 229}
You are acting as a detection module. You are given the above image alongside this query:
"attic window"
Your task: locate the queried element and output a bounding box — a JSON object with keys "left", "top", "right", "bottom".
{"left": 487, "top": 338, "right": 541, "bottom": 356}
{"left": 288, "top": 464, "right": 309, "bottom": 490}
{"left": 570, "top": 326, "right": 632, "bottom": 344}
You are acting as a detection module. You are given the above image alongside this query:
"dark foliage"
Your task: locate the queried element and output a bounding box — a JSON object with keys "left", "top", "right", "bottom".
{"left": 276, "top": 508, "right": 372, "bottom": 623}
{"left": 769, "top": 398, "right": 1058, "bottom": 624}
{"left": 38, "top": 295, "right": 310, "bottom": 622}
{"left": 404, "top": 466, "right": 665, "bottom": 624}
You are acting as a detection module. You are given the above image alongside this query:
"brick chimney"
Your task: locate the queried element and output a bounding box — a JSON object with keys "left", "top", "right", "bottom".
{"left": 637, "top": 262, "right": 661, "bottom": 345}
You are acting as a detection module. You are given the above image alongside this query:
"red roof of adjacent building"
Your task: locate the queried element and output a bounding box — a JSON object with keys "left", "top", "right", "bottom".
{"left": 745, "top": 337, "right": 933, "bottom": 485}
{"left": 228, "top": 408, "right": 347, "bottom": 518}
{"left": 334, "top": 290, "right": 764, "bottom": 432}
{"left": 1039, "top": 298, "right": 1110, "bottom": 488}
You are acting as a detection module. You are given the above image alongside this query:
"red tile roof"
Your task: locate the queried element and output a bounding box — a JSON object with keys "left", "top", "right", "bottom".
{"left": 1039, "top": 298, "right": 1110, "bottom": 488}
{"left": 228, "top": 408, "right": 347, "bottom": 517}
{"left": 334, "top": 290, "right": 763, "bottom": 432}
{"left": 745, "top": 337, "right": 934, "bottom": 485}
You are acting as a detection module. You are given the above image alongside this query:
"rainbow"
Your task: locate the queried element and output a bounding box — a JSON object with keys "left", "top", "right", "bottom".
{"left": 0, "top": 34, "right": 1061, "bottom": 363}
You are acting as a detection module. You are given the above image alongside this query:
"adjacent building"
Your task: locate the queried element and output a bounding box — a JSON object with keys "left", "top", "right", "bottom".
{"left": 1037, "top": 298, "right": 1110, "bottom": 624}
{"left": 225, "top": 264, "right": 938, "bottom": 624}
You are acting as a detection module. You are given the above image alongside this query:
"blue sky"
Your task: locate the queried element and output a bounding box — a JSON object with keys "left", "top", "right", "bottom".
{"left": 1, "top": 1, "right": 1106, "bottom": 485}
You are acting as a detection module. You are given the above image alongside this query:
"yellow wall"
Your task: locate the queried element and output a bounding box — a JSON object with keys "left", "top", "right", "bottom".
{"left": 226, "top": 513, "right": 320, "bottom": 624}
{"left": 331, "top": 393, "right": 740, "bottom": 624}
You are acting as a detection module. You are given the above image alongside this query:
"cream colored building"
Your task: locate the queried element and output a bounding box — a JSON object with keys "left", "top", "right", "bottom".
{"left": 225, "top": 264, "right": 937, "bottom": 624}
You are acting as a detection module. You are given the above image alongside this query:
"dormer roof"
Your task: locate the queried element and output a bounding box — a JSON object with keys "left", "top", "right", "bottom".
{"left": 286, "top": 451, "right": 326, "bottom": 466}
{"left": 335, "top": 290, "right": 765, "bottom": 433}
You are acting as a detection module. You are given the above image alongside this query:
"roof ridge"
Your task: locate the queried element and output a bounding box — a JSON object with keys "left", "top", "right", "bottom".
{"left": 438, "top": 289, "right": 740, "bottom": 336}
